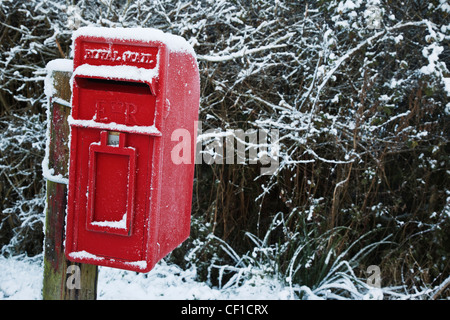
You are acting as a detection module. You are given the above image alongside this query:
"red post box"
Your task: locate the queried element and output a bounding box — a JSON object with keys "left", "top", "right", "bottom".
{"left": 64, "top": 27, "right": 200, "bottom": 273}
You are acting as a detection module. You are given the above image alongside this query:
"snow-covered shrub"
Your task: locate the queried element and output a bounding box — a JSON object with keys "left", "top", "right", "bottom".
{"left": 0, "top": 114, "right": 46, "bottom": 256}
{"left": 1, "top": 0, "right": 448, "bottom": 298}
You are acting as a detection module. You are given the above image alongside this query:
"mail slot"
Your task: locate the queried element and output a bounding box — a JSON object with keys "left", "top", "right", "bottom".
{"left": 65, "top": 27, "right": 200, "bottom": 272}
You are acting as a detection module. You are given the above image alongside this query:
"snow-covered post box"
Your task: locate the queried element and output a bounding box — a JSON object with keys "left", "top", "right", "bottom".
{"left": 64, "top": 27, "right": 200, "bottom": 273}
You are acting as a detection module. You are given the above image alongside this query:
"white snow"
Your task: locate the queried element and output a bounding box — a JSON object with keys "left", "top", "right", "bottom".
{"left": 123, "top": 260, "right": 148, "bottom": 271}
{"left": 419, "top": 43, "right": 450, "bottom": 96}
{"left": 91, "top": 213, "right": 127, "bottom": 229}
{"left": 41, "top": 167, "right": 69, "bottom": 185}
{"left": 337, "top": 0, "right": 361, "bottom": 13}
{"left": 443, "top": 78, "right": 450, "bottom": 96}
{"left": 73, "top": 27, "right": 196, "bottom": 56}
{"left": 68, "top": 116, "right": 161, "bottom": 135}
{"left": 68, "top": 250, "right": 104, "bottom": 261}
{"left": 420, "top": 43, "right": 444, "bottom": 75}
{"left": 0, "top": 255, "right": 292, "bottom": 300}
{"left": 363, "top": 288, "right": 384, "bottom": 300}
{"left": 198, "top": 43, "right": 287, "bottom": 62}
{"left": 438, "top": 0, "right": 450, "bottom": 13}
{"left": 445, "top": 102, "right": 450, "bottom": 115}
{"left": 0, "top": 255, "right": 43, "bottom": 300}
{"left": 73, "top": 64, "right": 159, "bottom": 83}
{"left": 45, "top": 58, "right": 73, "bottom": 73}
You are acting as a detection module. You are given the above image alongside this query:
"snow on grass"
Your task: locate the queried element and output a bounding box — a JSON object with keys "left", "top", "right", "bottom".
{"left": 0, "top": 255, "right": 43, "bottom": 300}
{"left": 0, "top": 254, "right": 291, "bottom": 300}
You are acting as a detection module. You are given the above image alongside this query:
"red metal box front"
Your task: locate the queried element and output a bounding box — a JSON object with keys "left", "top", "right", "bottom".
{"left": 65, "top": 27, "right": 199, "bottom": 273}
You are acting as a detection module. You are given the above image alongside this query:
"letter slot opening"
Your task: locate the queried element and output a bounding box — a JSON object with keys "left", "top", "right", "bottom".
{"left": 108, "top": 131, "right": 120, "bottom": 146}
{"left": 76, "top": 78, "right": 153, "bottom": 95}
{"left": 74, "top": 76, "right": 157, "bottom": 127}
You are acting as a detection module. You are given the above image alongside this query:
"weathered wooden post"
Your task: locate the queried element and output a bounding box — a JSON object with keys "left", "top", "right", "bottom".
{"left": 42, "top": 59, "right": 98, "bottom": 300}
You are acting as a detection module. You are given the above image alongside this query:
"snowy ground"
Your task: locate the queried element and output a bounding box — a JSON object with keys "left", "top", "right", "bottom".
{"left": 0, "top": 254, "right": 291, "bottom": 300}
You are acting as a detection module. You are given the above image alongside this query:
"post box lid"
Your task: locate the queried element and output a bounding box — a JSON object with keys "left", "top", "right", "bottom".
{"left": 72, "top": 27, "right": 196, "bottom": 84}
{"left": 73, "top": 26, "right": 196, "bottom": 56}
{"left": 70, "top": 27, "right": 197, "bottom": 136}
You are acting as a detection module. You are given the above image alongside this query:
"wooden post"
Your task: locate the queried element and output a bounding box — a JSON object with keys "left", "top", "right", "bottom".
{"left": 42, "top": 61, "right": 98, "bottom": 300}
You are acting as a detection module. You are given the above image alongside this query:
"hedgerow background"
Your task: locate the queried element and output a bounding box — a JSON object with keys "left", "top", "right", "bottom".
{"left": 0, "top": 0, "right": 449, "bottom": 299}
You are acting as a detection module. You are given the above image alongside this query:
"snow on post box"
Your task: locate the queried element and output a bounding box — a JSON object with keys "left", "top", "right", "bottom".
{"left": 64, "top": 27, "right": 200, "bottom": 273}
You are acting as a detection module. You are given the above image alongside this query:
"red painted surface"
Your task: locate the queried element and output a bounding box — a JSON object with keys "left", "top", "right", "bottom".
{"left": 65, "top": 28, "right": 200, "bottom": 272}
